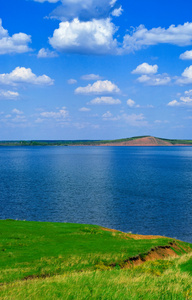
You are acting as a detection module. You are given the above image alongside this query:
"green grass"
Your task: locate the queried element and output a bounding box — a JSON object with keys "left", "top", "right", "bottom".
{"left": 0, "top": 220, "right": 192, "bottom": 299}
{"left": 159, "top": 138, "right": 192, "bottom": 145}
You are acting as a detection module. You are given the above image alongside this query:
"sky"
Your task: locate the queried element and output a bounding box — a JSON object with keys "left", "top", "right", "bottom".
{"left": 0, "top": 0, "right": 192, "bottom": 140}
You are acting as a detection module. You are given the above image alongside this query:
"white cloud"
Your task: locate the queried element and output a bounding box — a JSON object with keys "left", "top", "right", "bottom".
{"left": 49, "top": 18, "right": 118, "bottom": 55}
{"left": 37, "top": 48, "right": 58, "bottom": 58}
{"left": 126, "top": 98, "right": 140, "bottom": 107}
{"left": 75, "top": 80, "right": 120, "bottom": 94}
{"left": 102, "top": 111, "right": 113, "bottom": 118}
{"left": 126, "top": 99, "right": 151, "bottom": 108}
{"left": 111, "top": 6, "right": 123, "bottom": 17}
{"left": 167, "top": 100, "right": 180, "bottom": 106}
{"left": 180, "top": 50, "right": 192, "bottom": 60}
{"left": 110, "top": 0, "right": 117, "bottom": 5}
{"left": 0, "top": 90, "right": 19, "bottom": 99}
{"left": 0, "top": 19, "right": 32, "bottom": 55}
{"left": 12, "top": 108, "right": 23, "bottom": 114}
{"left": 88, "top": 96, "right": 121, "bottom": 105}
{"left": 79, "top": 107, "right": 91, "bottom": 111}
{"left": 176, "top": 66, "right": 192, "bottom": 85}
{"left": 123, "top": 22, "right": 192, "bottom": 53}
{"left": 184, "top": 89, "right": 192, "bottom": 95}
{"left": 40, "top": 107, "right": 69, "bottom": 119}
{"left": 168, "top": 89, "right": 192, "bottom": 106}
{"left": 132, "top": 63, "right": 158, "bottom": 74}
{"left": 67, "top": 79, "right": 77, "bottom": 84}
{"left": 127, "top": 99, "right": 135, "bottom": 107}
{"left": 182, "top": 66, "right": 192, "bottom": 78}
{"left": 137, "top": 74, "right": 171, "bottom": 86}
{"left": 180, "top": 96, "right": 192, "bottom": 103}
{"left": 81, "top": 74, "right": 102, "bottom": 81}
{"left": 48, "top": 0, "right": 119, "bottom": 22}
{"left": 0, "top": 67, "right": 54, "bottom": 86}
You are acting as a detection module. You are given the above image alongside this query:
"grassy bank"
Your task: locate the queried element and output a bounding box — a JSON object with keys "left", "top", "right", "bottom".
{"left": 0, "top": 220, "right": 192, "bottom": 299}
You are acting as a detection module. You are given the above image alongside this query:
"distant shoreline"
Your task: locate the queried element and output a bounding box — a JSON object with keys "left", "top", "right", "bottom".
{"left": 0, "top": 135, "right": 191, "bottom": 147}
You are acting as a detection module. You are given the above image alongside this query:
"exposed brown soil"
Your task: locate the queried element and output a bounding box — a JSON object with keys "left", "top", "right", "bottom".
{"left": 100, "top": 227, "right": 191, "bottom": 268}
{"left": 97, "top": 136, "right": 173, "bottom": 146}
{"left": 112, "top": 242, "right": 183, "bottom": 269}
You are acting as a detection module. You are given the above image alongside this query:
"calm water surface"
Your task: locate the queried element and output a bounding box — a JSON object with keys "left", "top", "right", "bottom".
{"left": 0, "top": 146, "right": 192, "bottom": 242}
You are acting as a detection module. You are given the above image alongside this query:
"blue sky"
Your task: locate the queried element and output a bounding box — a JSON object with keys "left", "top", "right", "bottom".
{"left": 0, "top": 0, "right": 192, "bottom": 140}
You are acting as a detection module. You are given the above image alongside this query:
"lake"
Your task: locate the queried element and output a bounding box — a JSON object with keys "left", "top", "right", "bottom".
{"left": 0, "top": 146, "right": 192, "bottom": 242}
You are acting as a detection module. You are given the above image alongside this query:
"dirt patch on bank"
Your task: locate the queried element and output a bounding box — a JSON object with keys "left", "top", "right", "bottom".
{"left": 97, "top": 136, "right": 173, "bottom": 146}
{"left": 116, "top": 243, "right": 182, "bottom": 269}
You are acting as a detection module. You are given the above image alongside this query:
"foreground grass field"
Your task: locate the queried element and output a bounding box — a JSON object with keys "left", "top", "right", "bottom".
{"left": 0, "top": 220, "right": 192, "bottom": 299}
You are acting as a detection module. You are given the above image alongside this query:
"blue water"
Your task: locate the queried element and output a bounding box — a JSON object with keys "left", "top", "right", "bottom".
{"left": 0, "top": 146, "right": 192, "bottom": 242}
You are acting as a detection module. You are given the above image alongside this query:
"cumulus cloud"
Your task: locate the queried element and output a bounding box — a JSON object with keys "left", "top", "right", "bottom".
{"left": 0, "top": 19, "right": 32, "bottom": 55}
{"left": 127, "top": 99, "right": 135, "bottom": 107}
{"left": 137, "top": 74, "right": 171, "bottom": 86}
{"left": 184, "top": 89, "right": 192, "bottom": 96}
{"left": 111, "top": 6, "right": 123, "bottom": 17}
{"left": 88, "top": 96, "right": 121, "bottom": 105}
{"left": 126, "top": 99, "right": 140, "bottom": 108}
{"left": 81, "top": 74, "right": 102, "bottom": 81}
{"left": 0, "top": 90, "right": 19, "bottom": 99}
{"left": 75, "top": 80, "right": 120, "bottom": 95}
{"left": 67, "top": 79, "right": 77, "bottom": 84}
{"left": 179, "top": 50, "right": 192, "bottom": 60}
{"left": 40, "top": 107, "right": 69, "bottom": 119}
{"left": 176, "top": 66, "right": 192, "bottom": 85}
{"left": 49, "top": 18, "right": 118, "bottom": 55}
{"left": 0, "top": 67, "right": 54, "bottom": 86}
{"left": 132, "top": 63, "right": 158, "bottom": 74}
{"left": 132, "top": 63, "right": 171, "bottom": 86}
{"left": 48, "top": 0, "right": 120, "bottom": 21}
{"left": 180, "top": 96, "right": 192, "bottom": 103}
{"left": 37, "top": 48, "right": 58, "bottom": 58}
{"left": 167, "top": 100, "right": 180, "bottom": 107}
{"left": 123, "top": 22, "right": 192, "bottom": 53}
{"left": 168, "top": 89, "right": 192, "bottom": 106}
{"left": 79, "top": 107, "right": 91, "bottom": 111}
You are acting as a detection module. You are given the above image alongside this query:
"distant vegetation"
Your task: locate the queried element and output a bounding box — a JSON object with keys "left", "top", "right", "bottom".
{"left": 160, "top": 137, "right": 192, "bottom": 145}
{"left": 0, "top": 220, "right": 192, "bottom": 299}
{"left": 1, "top": 135, "right": 192, "bottom": 146}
